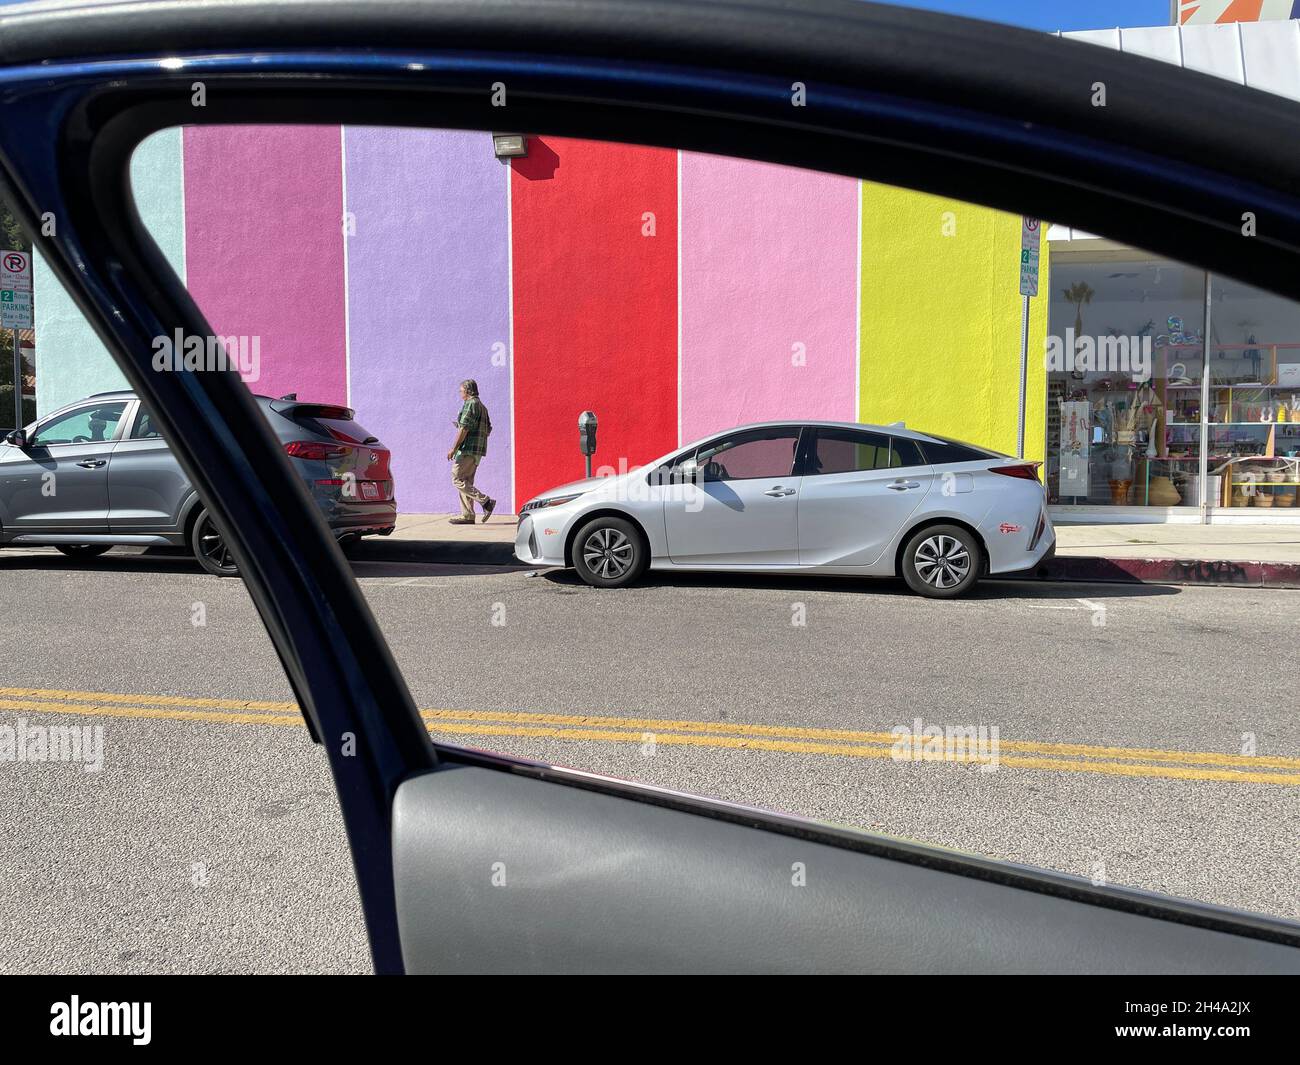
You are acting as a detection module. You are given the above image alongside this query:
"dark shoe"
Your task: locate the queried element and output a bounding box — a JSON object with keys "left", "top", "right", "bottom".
{"left": 448, "top": 516, "right": 475, "bottom": 525}
{"left": 481, "top": 498, "right": 496, "bottom": 523}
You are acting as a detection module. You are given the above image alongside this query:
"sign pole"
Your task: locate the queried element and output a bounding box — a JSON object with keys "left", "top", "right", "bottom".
{"left": 11, "top": 326, "right": 20, "bottom": 430}
{"left": 1017, "top": 295, "right": 1029, "bottom": 458}
{"left": 1017, "top": 216, "right": 1041, "bottom": 460}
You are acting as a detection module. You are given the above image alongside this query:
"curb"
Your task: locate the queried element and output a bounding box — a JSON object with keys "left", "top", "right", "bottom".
{"left": 355, "top": 538, "right": 1300, "bottom": 588}
{"left": 1025, "top": 556, "right": 1300, "bottom": 589}
{"left": 350, "top": 538, "right": 519, "bottom": 567}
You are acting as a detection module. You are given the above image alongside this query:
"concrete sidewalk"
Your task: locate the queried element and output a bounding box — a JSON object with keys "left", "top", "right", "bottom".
{"left": 357, "top": 513, "right": 1300, "bottom": 587}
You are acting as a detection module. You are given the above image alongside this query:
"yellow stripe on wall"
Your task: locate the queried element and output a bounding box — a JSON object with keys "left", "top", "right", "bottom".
{"left": 858, "top": 183, "right": 1048, "bottom": 464}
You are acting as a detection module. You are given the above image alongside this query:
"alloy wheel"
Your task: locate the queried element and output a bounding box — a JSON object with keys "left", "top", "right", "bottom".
{"left": 196, "top": 513, "right": 234, "bottom": 573}
{"left": 582, "top": 527, "right": 634, "bottom": 580}
{"left": 913, "top": 534, "right": 971, "bottom": 589}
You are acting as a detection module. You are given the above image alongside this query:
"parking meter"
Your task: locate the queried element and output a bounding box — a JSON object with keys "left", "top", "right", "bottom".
{"left": 578, "top": 410, "right": 598, "bottom": 477}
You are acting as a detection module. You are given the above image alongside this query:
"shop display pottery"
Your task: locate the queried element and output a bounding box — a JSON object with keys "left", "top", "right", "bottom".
{"left": 1276, "top": 487, "right": 1296, "bottom": 508}
{"left": 1254, "top": 491, "right": 1275, "bottom": 508}
{"left": 1147, "top": 476, "right": 1181, "bottom": 506}
{"left": 1268, "top": 468, "right": 1287, "bottom": 483}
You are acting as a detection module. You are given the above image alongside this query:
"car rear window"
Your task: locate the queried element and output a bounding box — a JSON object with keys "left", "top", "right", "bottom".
{"left": 272, "top": 402, "right": 380, "bottom": 445}
{"left": 916, "top": 435, "right": 1005, "bottom": 464}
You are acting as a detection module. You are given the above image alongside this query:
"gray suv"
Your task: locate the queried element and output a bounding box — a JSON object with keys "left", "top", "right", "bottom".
{"left": 0, "top": 390, "right": 396, "bottom": 576}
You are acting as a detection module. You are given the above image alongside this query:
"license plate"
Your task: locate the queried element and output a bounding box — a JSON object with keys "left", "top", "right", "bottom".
{"left": 360, "top": 482, "right": 379, "bottom": 500}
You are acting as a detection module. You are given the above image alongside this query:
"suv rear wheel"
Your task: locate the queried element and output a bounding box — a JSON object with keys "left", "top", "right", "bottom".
{"left": 191, "top": 508, "right": 239, "bottom": 577}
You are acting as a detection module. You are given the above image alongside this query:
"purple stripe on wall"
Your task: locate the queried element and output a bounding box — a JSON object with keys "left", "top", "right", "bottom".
{"left": 344, "top": 128, "right": 511, "bottom": 514}
{"left": 183, "top": 126, "right": 347, "bottom": 403}
{"left": 679, "top": 153, "right": 859, "bottom": 442}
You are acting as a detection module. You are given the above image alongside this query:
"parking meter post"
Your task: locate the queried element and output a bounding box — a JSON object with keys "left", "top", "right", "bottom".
{"left": 578, "top": 410, "right": 598, "bottom": 479}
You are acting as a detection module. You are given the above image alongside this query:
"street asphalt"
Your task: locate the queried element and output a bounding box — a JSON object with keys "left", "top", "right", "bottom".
{"left": 0, "top": 544, "right": 1297, "bottom": 973}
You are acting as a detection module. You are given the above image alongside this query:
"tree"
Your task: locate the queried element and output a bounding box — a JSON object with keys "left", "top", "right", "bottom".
{"left": 0, "top": 199, "right": 29, "bottom": 253}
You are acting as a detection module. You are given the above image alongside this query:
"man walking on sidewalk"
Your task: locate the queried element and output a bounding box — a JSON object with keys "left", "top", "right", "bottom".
{"left": 448, "top": 379, "right": 496, "bottom": 525}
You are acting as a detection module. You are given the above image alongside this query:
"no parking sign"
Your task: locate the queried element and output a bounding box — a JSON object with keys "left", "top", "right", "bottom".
{"left": 0, "top": 250, "right": 32, "bottom": 329}
{"left": 1019, "top": 217, "right": 1040, "bottom": 298}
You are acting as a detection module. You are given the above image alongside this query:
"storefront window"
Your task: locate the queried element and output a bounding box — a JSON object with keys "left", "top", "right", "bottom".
{"left": 1207, "top": 277, "right": 1300, "bottom": 511}
{"left": 1046, "top": 256, "right": 1204, "bottom": 508}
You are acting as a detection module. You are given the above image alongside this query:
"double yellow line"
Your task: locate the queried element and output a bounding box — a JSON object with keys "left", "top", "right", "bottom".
{"left": 2, "top": 686, "right": 1298, "bottom": 786}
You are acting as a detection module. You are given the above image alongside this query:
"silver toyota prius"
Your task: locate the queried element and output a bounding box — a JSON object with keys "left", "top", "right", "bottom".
{"left": 516, "top": 421, "right": 1055, "bottom": 598}
{"left": 0, "top": 390, "right": 396, "bottom": 576}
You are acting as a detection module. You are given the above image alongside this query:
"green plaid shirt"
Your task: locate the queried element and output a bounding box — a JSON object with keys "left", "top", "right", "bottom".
{"left": 454, "top": 398, "right": 490, "bottom": 459}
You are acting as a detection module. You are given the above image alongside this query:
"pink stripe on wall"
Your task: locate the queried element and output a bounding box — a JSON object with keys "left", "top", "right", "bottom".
{"left": 183, "top": 126, "right": 347, "bottom": 403}
{"left": 679, "top": 154, "right": 859, "bottom": 442}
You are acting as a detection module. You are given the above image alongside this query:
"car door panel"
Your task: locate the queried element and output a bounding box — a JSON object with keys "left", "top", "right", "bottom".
{"left": 0, "top": 445, "right": 113, "bottom": 530}
{"left": 665, "top": 477, "right": 802, "bottom": 565}
{"left": 392, "top": 761, "right": 1300, "bottom": 974}
{"left": 108, "top": 406, "right": 191, "bottom": 531}
{"left": 0, "top": 403, "right": 126, "bottom": 531}
{"left": 663, "top": 427, "right": 803, "bottom": 565}
{"left": 798, "top": 467, "right": 935, "bottom": 568}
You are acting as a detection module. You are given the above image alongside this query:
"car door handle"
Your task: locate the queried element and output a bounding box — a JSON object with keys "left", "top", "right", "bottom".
{"left": 887, "top": 480, "right": 921, "bottom": 490}
{"left": 763, "top": 486, "right": 796, "bottom": 497}
{"left": 76, "top": 459, "right": 107, "bottom": 469}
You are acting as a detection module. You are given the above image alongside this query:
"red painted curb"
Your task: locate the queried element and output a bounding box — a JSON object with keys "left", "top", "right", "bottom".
{"left": 1029, "top": 556, "right": 1300, "bottom": 589}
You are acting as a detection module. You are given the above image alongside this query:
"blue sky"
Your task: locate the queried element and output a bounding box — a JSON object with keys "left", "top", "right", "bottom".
{"left": 885, "top": 1, "right": 1171, "bottom": 31}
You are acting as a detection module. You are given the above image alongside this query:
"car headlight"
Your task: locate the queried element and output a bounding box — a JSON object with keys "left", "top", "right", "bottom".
{"left": 521, "top": 493, "right": 582, "bottom": 514}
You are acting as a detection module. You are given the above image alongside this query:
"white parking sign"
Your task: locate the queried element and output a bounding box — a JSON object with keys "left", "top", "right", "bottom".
{"left": 0, "top": 250, "right": 33, "bottom": 329}
{"left": 1019, "top": 217, "right": 1040, "bottom": 297}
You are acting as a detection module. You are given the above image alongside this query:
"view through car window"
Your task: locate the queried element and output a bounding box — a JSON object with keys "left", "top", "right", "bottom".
{"left": 4, "top": 97, "right": 1300, "bottom": 978}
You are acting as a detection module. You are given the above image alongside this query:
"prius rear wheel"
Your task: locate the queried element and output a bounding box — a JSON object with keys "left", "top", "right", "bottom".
{"left": 901, "top": 524, "right": 981, "bottom": 599}
{"left": 572, "top": 517, "right": 647, "bottom": 588}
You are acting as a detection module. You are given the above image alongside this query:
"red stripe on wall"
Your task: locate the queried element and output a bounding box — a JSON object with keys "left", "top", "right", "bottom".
{"left": 510, "top": 138, "right": 678, "bottom": 509}
{"left": 183, "top": 126, "right": 347, "bottom": 404}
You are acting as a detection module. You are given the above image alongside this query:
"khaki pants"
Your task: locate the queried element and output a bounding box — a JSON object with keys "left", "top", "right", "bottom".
{"left": 451, "top": 454, "right": 490, "bottom": 518}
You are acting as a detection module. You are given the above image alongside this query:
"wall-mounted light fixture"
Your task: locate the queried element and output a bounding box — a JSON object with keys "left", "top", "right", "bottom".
{"left": 492, "top": 133, "right": 528, "bottom": 160}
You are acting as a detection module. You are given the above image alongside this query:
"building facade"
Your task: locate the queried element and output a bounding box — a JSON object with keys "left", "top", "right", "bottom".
{"left": 30, "top": 21, "right": 1300, "bottom": 521}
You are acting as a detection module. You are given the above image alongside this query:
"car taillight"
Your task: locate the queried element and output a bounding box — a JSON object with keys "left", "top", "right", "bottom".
{"left": 990, "top": 463, "right": 1042, "bottom": 481}
{"left": 1029, "top": 510, "right": 1047, "bottom": 550}
{"left": 285, "top": 441, "right": 350, "bottom": 461}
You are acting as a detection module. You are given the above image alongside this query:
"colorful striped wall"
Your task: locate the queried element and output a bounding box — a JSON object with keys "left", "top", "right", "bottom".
{"left": 35, "top": 127, "right": 1045, "bottom": 512}
{"left": 859, "top": 183, "right": 1047, "bottom": 465}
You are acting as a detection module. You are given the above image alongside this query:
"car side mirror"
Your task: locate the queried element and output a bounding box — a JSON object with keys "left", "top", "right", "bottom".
{"left": 5, "top": 428, "right": 26, "bottom": 448}
{"left": 672, "top": 460, "right": 701, "bottom": 484}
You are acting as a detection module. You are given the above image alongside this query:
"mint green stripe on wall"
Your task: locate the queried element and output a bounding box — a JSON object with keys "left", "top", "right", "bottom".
{"left": 33, "top": 127, "right": 186, "bottom": 417}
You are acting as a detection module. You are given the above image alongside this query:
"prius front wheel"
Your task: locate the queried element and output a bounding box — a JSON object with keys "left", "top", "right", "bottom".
{"left": 901, "top": 524, "right": 981, "bottom": 599}
{"left": 572, "top": 517, "right": 647, "bottom": 588}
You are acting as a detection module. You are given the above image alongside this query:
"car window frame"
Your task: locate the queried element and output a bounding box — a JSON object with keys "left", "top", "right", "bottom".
{"left": 127, "top": 400, "right": 165, "bottom": 442}
{"left": 693, "top": 425, "right": 803, "bottom": 483}
{"left": 28, "top": 399, "right": 130, "bottom": 448}
{"left": 802, "top": 426, "right": 896, "bottom": 477}
{"left": 888, "top": 435, "right": 928, "bottom": 470}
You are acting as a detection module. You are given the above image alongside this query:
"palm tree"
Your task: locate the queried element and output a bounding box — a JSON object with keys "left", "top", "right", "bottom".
{"left": 1063, "top": 281, "right": 1095, "bottom": 335}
